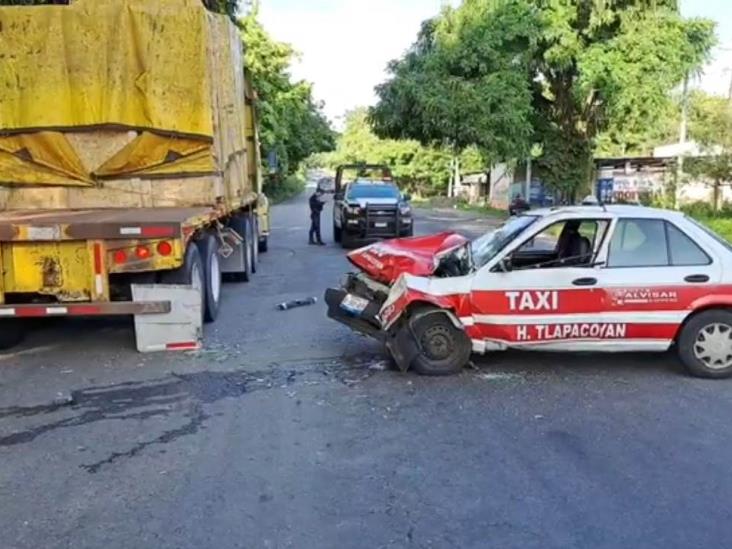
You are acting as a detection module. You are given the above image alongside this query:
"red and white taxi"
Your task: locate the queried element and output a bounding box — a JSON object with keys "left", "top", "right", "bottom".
{"left": 325, "top": 205, "right": 732, "bottom": 378}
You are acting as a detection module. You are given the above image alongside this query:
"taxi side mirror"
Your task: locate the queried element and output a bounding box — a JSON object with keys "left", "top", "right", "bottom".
{"left": 498, "top": 257, "right": 513, "bottom": 272}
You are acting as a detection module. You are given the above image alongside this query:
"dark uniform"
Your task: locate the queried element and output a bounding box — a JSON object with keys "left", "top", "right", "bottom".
{"left": 309, "top": 191, "right": 325, "bottom": 245}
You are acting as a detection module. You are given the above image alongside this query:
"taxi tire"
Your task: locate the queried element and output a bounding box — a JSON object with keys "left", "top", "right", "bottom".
{"left": 410, "top": 312, "right": 471, "bottom": 376}
{"left": 0, "top": 320, "right": 24, "bottom": 350}
{"left": 678, "top": 309, "right": 732, "bottom": 379}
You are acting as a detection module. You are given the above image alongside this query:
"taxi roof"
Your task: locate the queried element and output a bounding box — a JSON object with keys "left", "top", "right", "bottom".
{"left": 528, "top": 204, "right": 686, "bottom": 220}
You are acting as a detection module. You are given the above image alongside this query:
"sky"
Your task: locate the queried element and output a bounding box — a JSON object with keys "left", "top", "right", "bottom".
{"left": 259, "top": 0, "right": 732, "bottom": 124}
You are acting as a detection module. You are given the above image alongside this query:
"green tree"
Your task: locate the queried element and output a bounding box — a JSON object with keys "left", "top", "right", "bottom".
{"left": 315, "top": 109, "right": 485, "bottom": 195}
{"left": 371, "top": 1, "right": 538, "bottom": 163}
{"left": 686, "top": 92, "right": 732, "bottom": 210}
{"left": 373, "top": 0, "right": 716, "bottom": 200}
{"left": 240, "top": 11, "right": 334, "bottom": 178}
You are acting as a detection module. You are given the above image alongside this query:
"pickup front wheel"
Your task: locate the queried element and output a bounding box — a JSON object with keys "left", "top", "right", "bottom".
{"left": 409, "top": 312, "right": 472, "bottom": 376}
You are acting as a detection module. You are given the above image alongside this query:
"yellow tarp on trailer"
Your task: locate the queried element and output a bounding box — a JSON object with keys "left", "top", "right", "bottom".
{"left": 0, "top": 0, "right": 213, "bottom": 138}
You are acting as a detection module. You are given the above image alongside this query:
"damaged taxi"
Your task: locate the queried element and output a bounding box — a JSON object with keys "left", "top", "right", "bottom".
{"left": 325, "top": 205, "right": 732, "bottom": 378}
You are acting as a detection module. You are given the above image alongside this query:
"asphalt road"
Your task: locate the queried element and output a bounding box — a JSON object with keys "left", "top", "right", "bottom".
{"left": 2, "top": 189, "right": 732, "bottom": 549}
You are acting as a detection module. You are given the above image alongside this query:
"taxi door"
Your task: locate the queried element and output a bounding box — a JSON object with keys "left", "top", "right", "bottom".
{"left": 469, "top": 215, "right": 614, "bottom": 351}
{"left": 590, "top": 216, "right": 723, "bottom": 351}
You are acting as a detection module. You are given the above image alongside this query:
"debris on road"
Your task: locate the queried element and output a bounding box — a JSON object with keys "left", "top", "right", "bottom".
{"left": 52, "top": 392, "right": 75, "bottom": 406}
{"left": 277, "top": 297, "right": 318, "bottom": 311}
{"left": 476, "top": 372, "right": 525, "bottom": 382}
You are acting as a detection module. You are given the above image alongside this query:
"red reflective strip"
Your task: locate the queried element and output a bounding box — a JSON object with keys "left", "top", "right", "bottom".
{"left": 166, "top": 342, "right": 200, "bottom": 351}
{"left": 69, "top": 306, "right": 102, "bottom": 316}
{"left": 93, "top": 243, "right": 103, "bottom": 274}
{"left": 141, "top": 226, "right": 176, "bottom": 238}
{"left": 15, "top": 307, "right": 48, "bottom": 318}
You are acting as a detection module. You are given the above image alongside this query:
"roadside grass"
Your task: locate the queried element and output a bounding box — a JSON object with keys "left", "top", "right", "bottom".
{"left": 698, "top": 217, "right": 732, "bottom": 243}
{"left": 412, "top": 196, "right": 508, "bottom": 220}
{"left": 266, "top": 175, "right": 306, "bottom": 204}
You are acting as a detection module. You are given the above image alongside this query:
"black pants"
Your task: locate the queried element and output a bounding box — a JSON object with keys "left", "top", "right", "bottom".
{"left": 309, "top": 213, "right": 322, "bottom": 243}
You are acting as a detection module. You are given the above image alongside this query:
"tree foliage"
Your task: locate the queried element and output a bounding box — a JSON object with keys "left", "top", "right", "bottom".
{"left": 240, "top": 11, "right": 334, "bottom": 177}
{"left": 371, "top": 1, "right": 538, "bottom": 161}
{"left": 686, "top": 92, "right": 732, "bottom": 209}
{"left": 372, "top": 0, "right": 716, "bottom": 198}
{"left": 314, "top": 109, "right": 486, "bottom": 195}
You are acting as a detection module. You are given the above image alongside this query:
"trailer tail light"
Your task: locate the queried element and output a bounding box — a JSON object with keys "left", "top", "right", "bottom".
{"left": 135, "top": 245, "right": 151, "bottom": 260}
{"left": 113, "top": 250, "right": 128, "bottom": 264}
{"left": 157, "top": 241, "right": 173, "bottom": 256}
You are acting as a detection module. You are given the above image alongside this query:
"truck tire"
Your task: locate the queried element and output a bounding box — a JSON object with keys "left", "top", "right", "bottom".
{"left": 250, "top": 214, "right": 259, "bottom": 274}
{"left": 196, "top": 234, "right": 222, "bottom": 323}
{"left": 408, "top": 311, "right": 471, "bottom": 376}
{"left": 228, "top": 215, "right": 253, "bottom": 282}
{"left": 161, "top": 243, "right": 205, "bottom": 325}
{"left": 678, "top": 309, "right": 732, "bottom": 379}
{"left": 0, "top": 320, "right": 24, "bottom": 351}
{"left": 333, "top": 222, "right": 342, "bottom": 243}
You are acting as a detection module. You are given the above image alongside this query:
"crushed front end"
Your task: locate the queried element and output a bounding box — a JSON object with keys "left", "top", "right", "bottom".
{"left": 324, "top": 272, "right": 390, "bottom": 340}
{"left": 325, "top": 233, "right": 475, "bottom": 370}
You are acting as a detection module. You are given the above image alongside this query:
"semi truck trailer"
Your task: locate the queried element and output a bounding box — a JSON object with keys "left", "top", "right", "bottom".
{"left": 0, "top": 0, "right": 269, "bottom": 349}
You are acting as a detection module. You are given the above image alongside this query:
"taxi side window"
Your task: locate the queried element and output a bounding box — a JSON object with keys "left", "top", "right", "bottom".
{"left": 513, "top": 219, "right": 608, "bottom": 269}
{"left": 667, "top": 223, "right": 711, "bottom": 266}
{"left": 607, "top": 219, "right": 710, "bottom": 268}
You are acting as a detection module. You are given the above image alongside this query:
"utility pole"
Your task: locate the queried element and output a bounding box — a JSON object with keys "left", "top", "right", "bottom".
{"left": 674, "top": 73, "right": 689, "bottom": 210}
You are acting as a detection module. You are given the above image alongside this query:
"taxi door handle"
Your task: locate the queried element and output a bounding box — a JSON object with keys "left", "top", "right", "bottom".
{"left": 685, "top": 274, "right": 710, "bottom": 283}
{"left": 573, "top": 277, "right": 597, "bottom": 286}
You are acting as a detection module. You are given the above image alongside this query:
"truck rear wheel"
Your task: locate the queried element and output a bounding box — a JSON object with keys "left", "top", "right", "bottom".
{"left": 0, "top": 320, "right": 24, "bottom": 351}
{"left": 228, "top": 215, "right": 253, "bottom": 282}
{"left": 197, "top": 234, "right": 222, "bottom": 323}
{"left": 161, "top": 243, "right": 205, "bottom": 325}
{"left": 250, "top": 214, "right": 259, "bottom": 273}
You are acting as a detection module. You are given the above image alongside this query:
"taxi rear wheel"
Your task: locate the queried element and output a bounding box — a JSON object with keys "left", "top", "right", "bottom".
{"left": 410, "top": 312, "right": 471, "bottom": 376}
{"left": 678, "top": 309, "right": 732, "bottom": 379}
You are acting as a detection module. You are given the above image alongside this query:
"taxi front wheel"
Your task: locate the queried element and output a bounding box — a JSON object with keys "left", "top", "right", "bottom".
{"left": 678, "top": 309, "right": 732, "bottom": 379}
{"left": 409, "top": 312, "right": 472, "bottom": 376}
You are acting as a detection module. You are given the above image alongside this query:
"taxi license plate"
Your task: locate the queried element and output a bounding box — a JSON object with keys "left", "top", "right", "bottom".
{"left": 374, "top": 222, "right": 388, "bottom": 228}
{"left": 341, "top": 294, "right": 369, "bottom": 314}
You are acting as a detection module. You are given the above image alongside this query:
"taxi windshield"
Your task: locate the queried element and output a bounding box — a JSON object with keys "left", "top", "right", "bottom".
{"left": 472, "top": 215, "right": 538, "bottom": 268}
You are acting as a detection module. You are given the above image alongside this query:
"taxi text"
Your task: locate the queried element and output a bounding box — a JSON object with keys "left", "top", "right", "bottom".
{"left": 517, "top": 323, "right": 627, "bottom": 341}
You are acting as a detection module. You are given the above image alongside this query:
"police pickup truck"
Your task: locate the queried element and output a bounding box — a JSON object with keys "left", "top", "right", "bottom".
{"left": 332, "top": 164, "right": 413, "bottom": 248}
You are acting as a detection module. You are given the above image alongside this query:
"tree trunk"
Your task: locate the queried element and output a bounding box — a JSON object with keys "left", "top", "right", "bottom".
{"left": 713, "top": 180, "right": 721, "bottom": 212}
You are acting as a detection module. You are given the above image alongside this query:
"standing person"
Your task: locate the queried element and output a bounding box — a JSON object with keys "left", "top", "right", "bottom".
{"left": 309, "top": 189, "right": 326, "bottom": 245}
